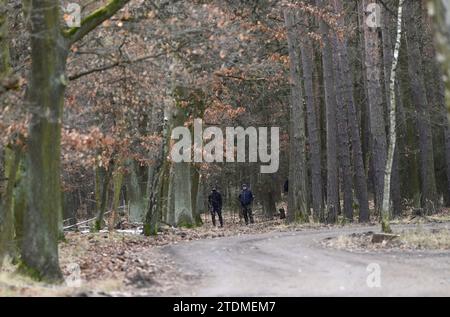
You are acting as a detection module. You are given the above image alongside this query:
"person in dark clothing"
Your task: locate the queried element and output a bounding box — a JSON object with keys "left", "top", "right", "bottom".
{"left": 284, "top": 179, "right": 289, "bottom": 193}
{"left": 208, "top": 187, "right": 223, "bottom": 227}
{"left": 238, "top": 184, "right": 254, "bottom": 225}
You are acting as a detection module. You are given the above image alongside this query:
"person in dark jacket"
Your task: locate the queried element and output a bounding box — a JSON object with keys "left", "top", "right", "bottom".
{"left": 208, "top": 187, "right": 223, "bottom": 227}
{"left": 238, "top": 184, "right": 254, "bottom": 225}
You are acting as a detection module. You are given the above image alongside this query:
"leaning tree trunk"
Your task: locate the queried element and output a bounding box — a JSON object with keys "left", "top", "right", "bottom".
{"left": 284, "top": 9, "right": 309, "bottom": 223}
{"left": 316, "top": 0, "right": 339, "bottom": 223}
{"left": 405, "top": 0, "right": 439, "bottom": 214}
{"left": 22, "top": 0, "right": 67, "bottom": 281}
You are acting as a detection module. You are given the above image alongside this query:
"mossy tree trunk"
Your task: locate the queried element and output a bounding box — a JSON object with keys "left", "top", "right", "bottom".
{"left": 0, "top": 0, "right": 11, "bottom": 78}
{"left": 13, "top": 158, "right": 26, "bottom": 252}
{"left": 0, "top": 146, "right": 21, "bottom": 264}
{"left": 22, "top": 0, "right": 67, "bottom": 281}
{"left": 21, "top": 0, "right": 130, "bottom": 281}
{"left": 0, "top": 0, "right": 15, "bottom": 264}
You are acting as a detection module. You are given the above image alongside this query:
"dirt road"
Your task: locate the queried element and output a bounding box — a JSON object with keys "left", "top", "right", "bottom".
{"left": 164, "top": 225, "right": 450, "bottom": 296}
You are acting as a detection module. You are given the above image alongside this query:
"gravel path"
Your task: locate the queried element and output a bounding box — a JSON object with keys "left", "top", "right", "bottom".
{"left": 164, "top": 224, "right": 450, "bottom": 296}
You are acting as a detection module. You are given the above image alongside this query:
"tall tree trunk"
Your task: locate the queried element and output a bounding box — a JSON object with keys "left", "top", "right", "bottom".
{"left": 20, "top": 0, "right": 130, "bottom": 281}
{"left": 298, "top": 10, "right": 324, "bottom": 222}
{"left": 0, "top": 0, "right": 10, "bottom": 78}
{"left": 284, "top": 9, "right": 309, "bottom": 223}
{"left": 0, "top": 0, "right": 15, "bottom": 263}
{"left": 22, "top": 0, "right": 67, "bottom": 281}
{"left": 405, "top": 0, "right": 439, "bottom": 214}
{"left": 333, "top": 0, "right": 370, "bottom": 222}
{"left": 0, "top": 146, "right": 20, "bottom": 264}
{"left": 362, "top": 0, "right": 388, "bottom": 215}
{"left": 381, "top": 1, "right": 402, "bottom": 216}
{"left": 427, "top": 0, "right": 450, "bottom": 114}
{"left": 316, "top": 0, "right": 339, "bottom": 223}
{"left": 427, "top": 0, "right": 450, "bottom": 203}
{"left": 419, "top": 8, "right": 450, "bottom": 205}
{"left": 144, "top": 109, "right": 170, "bottom": 235}
{"left": 331, "top": 35, "right": 353, "bottom": 222}
{"left": 381, "top": 0, "right": 405, "bottom": 233}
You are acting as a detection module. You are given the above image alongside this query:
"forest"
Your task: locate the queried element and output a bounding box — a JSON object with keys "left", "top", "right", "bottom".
{"left": 1, "top": 0, "right": 450, "bottom": 297}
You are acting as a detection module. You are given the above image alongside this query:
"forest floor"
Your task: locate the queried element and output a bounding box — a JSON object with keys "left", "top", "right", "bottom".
{"left": 1, "top": 209, "right": 450, "bottom": 296}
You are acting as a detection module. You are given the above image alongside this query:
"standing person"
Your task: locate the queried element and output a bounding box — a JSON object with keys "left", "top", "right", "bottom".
{"left": 239, "top": 184, "right": 254, "bottom": 225}
{"left": 208, "top": 187, "right": 223, "bottom": 227}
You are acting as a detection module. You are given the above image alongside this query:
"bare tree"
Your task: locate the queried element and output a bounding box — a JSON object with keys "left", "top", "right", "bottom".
{"left": 381, "top": 0, "right": 405, "bottom": 233}
{"left": 284, "top": 8, "right": 309, "bottom": 223}
{"left": 22, "top": 0, "right": 130, "bottom": 281}
{"left": 404, "top": 0, "right": 438, "bottom": 214}
{"left": 298, "top": 9, "right": 324, "bottom": 221}
{"left": 316, "top": 0, "right": 339, "bottom": 223}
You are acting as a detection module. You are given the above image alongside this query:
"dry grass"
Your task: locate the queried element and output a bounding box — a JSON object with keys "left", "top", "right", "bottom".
{"left": 400, "top": 227, "right": 450, "bottom": 250}
{"left": 0, "top": 261, "right": 122, "bottom": 297}
{"left": 323, "top": 225, "right": 450, "bottom": 252}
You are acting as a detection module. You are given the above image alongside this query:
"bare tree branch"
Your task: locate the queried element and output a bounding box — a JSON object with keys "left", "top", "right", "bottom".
{"left": 64, "top": 0, "right": 131, "bottom": 46}
{"left": 69, "top": 51, "right": 166, "bottom": 81}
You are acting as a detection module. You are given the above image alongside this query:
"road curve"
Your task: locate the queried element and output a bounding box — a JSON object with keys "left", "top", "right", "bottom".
{"left": 164, "top": 224, "right": 450, "bottom": 296}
